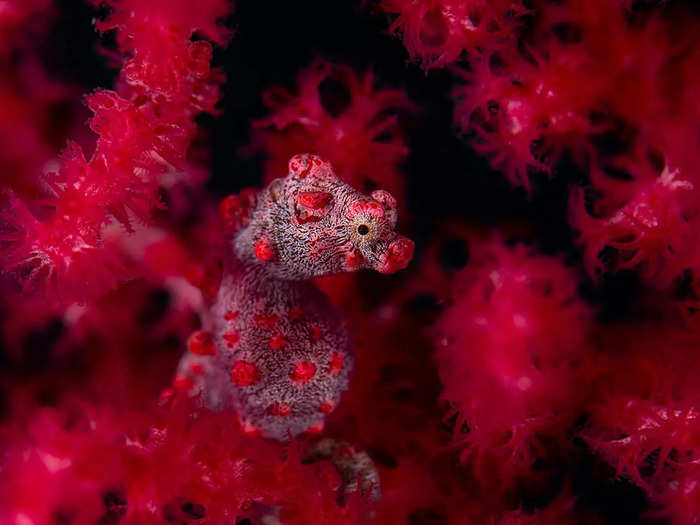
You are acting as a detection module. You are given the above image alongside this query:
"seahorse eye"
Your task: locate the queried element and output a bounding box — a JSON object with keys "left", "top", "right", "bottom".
{"left": 357, "top": 224, "right": 369, "bottom": 236}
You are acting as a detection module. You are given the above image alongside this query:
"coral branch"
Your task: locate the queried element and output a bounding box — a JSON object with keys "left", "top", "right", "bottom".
{"left": 434, "top": 238, "right": 591, "bottom": 491}
{"left": 249, "top": 60, "right": 417, "bottom": 208}
{"left": 379, "top": 0, "right": 528, "bottom": 69}
{"left": 0, "top": 0, "right": 231, "bottom": 302}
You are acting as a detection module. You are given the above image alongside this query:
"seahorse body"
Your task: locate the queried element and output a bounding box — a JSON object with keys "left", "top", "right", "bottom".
{"left": 176, "top": 154, "right": 414, "bottom": 441}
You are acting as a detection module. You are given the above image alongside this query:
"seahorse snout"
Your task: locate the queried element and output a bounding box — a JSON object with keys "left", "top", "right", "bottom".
{"left": 376, "top": 235, "right": 415, "bottom": 274}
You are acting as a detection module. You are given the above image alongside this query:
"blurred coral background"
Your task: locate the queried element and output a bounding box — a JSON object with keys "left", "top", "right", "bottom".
{"left": 1, "top": 0, "right": 700, "bottom": 523}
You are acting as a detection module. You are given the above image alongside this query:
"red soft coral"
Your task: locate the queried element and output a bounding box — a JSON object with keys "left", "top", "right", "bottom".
{"left": 0, "top": 187, "right": 133, "bottom": 302}
{"left": 570, "top": 165, "right": 696, "bottom": 287}
{"left": 0, "top": 0, "right": 53, "bottom": 56}
{"left": 249, "top": 59, "right": 416, "bottom": 207}
{"left": 0, "top": 0, "right": 231, "bottom": 302}
{"left": 94, "top": 0, "right": 231, "bottom": 48}
{"left": 452, "top": 0, "right": 700, "bottom": 197}
{"left": 0, "top": 402, "right": 365, "bottom": 524}
{"left": 434, "top": 239, "right": 591, "bottom": 491}
{"left": 0, "top": 60, "right": 80, "bottom": 201}
{"left": 563, "top": 3, "right": 700, "bottom": 286}
{"left": 452, "top": 42, "right": 600, "bottom": 191}
{"left": 583, "top": 324, "right": 700, "bottom": 523}
{"left": 379, "top": 0, "right": 527, "bottom": 69}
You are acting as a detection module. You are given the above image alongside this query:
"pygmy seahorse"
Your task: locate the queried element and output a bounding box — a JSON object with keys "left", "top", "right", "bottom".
{"left": 175, "top": 153, "right": 414, "bottom": 441}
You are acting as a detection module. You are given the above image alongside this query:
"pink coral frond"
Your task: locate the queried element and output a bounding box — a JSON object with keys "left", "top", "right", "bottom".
{"left": 453, "top": 40, "right": 601, "bottom": 191}
{"left": 380, "top": 0, "right": 528, "bottom": 69}
{"left": 249, "top": 59, "right": 417, "bottom": 207}
{"left": 434, "top": 238, "right": 591, "bottom": 489}
{"left": 0, "top": 0, "right": 232, "bottom": 302}
{"left": 570, "top": 165, "right": 695, "bottom": 286}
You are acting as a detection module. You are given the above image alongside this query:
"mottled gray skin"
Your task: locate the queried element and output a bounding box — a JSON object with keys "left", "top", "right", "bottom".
{"left": 176, "top": 154, "right": 414, "bottom": 441}
{"left": 303, "top": 438, "right": 381, "bottom": 505}
{"left": 191, "top": 259, "right": 351, "bottom": 440}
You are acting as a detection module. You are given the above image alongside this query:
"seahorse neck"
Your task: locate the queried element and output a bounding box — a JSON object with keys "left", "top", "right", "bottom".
{"left": 224, "top": 252, "right": 313, "bottom": 308}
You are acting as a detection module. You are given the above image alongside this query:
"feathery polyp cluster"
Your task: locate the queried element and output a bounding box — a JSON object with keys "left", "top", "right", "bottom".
{"left": 0, "top": 0, "right": 230, "bottom": 302}
{"left": 250, "top": 60, "right": 416, "bottom": 207}
{"left": 380, "top": 0, "right": 527, "bottom": 69}
{"left": 435, "top": 239, "right": 590, "bottom": 487}
{"left": 570, "top": 166, "right": 695, "bottom": 286}
{"left": 452, "top": 43, "right": 599, "bottom": 191}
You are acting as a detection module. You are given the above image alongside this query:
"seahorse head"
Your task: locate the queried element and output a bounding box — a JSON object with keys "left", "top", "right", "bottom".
{"left": 235, "top": 153, "right": 414, "bottom": 280}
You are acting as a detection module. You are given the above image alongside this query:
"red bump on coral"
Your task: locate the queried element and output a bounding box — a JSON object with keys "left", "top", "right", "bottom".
{"left": 306, "top": 421, "right": 325, "bottom": 434}
{"left": 346, "top": 200, "right": 385, "bottom": 220}
{"left": 220, "top": 189, "right": 257, "bottom": 232}
{"left": 240, "top": 421, "right": 262, "bottom": 437}
{"left": 189, "top": 362, "right": 205, "bottom": 375}
{"left": 310, "top": 325, "right": 323, "bottom": 343}
{"left": 173, "top": 375, "right": 194, "bottom": 392}
{"left": 287, "top": 306, "right": 305, "bottom": 320}
{"left": 344, "top": 250, "right": 363, "bottom": 269}
{"left": 288, "top": 152, "right": 328, "bottom": 178}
